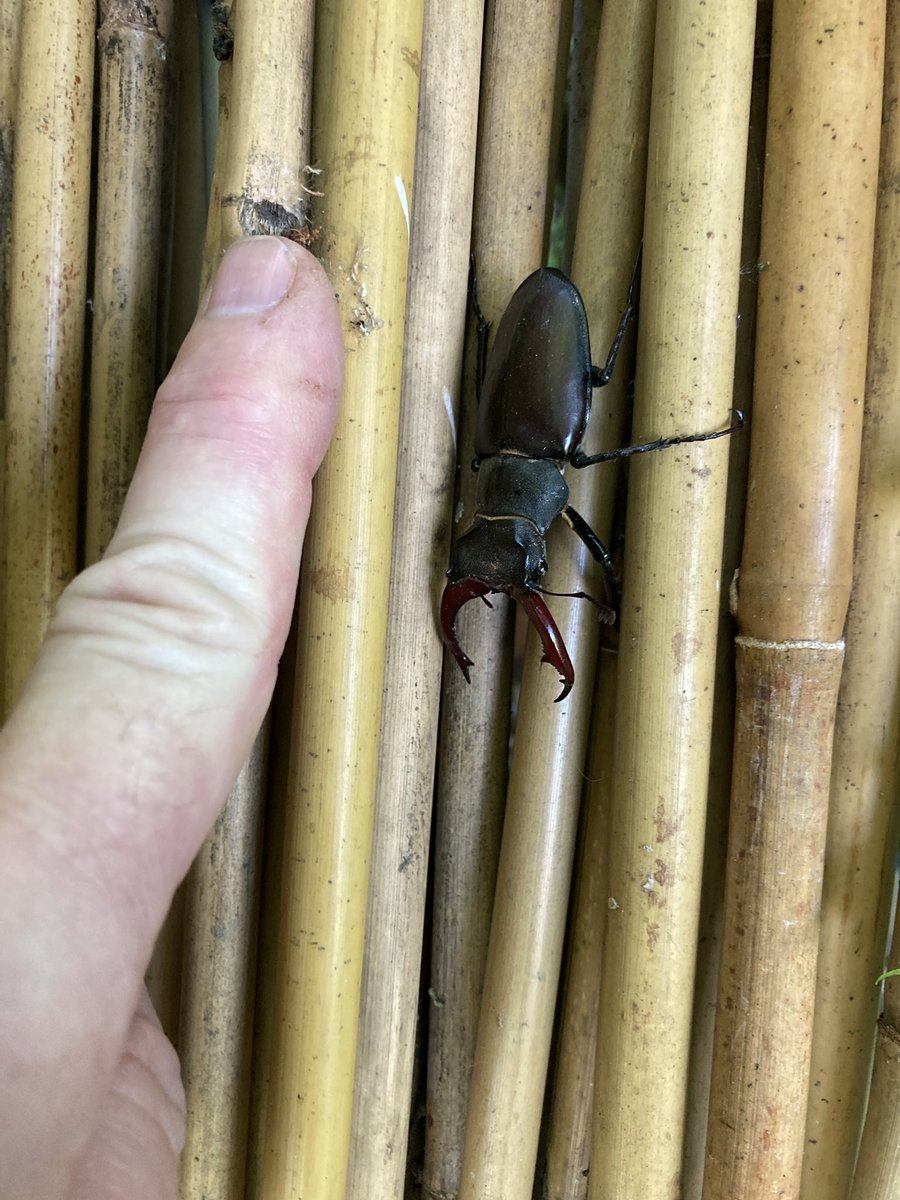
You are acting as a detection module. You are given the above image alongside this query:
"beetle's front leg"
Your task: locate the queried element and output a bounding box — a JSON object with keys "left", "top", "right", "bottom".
{"left": 560, "top": 505, "right": 618, "bottom": 614}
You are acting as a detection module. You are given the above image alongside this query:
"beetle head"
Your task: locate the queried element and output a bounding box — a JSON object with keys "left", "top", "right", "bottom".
{"left": 440, "top": 518, "right": 575, "bottom": 701}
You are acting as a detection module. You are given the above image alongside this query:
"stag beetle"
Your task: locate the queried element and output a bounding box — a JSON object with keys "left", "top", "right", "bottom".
{"left": 440, "top": 258, "right": 742, "bottom": 701}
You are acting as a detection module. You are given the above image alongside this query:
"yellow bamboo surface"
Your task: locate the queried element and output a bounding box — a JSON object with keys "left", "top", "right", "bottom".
{"left": 212, "top": 3, "right": 314, "bottom": 248}
{"left": 181, "top": 730, "right": 269, "bottom": 1198}
{"left": 801, "top": 2, "right": 900, "bottom": 1187}
{"left": 0, "top": 0, "right": 23, "bottom": 383}
{"left": 425, "top": 1, "right": 562, "bottom": 1193}
{"left": 87, "top": 0, "right": 172, "bottom": 562}
{"left": 459, "top": 576, "right": 596, "bottom": 1200}
{"left": 257, "top": 1, "right": 424, "bottom": 1195}
{"left": 681, "top": 22, "right": 769, "bottom": 1192}
{"left": 345, "top": 0, "right": 483, "bottom": 1196}
{"left": 589, "top": 4, "right": 755, "bottom": 1198}
{"left": 736, "top": 4, "right": 884, "bottom": 644}
{"left": 704, "top": 3, "right": 886, "bottom": 1197}
{"left": 179, "top": 5, "right": 318, "bottom": 1199}
{"left": 705, "top": 644, "right": 846, "bottom": 1197}
{"left": 0, "top": 0, "right": 24, "bottom": 668}
{"left": 2, "top": 0, "right": 94, "bottom": 712}
{"left": 542, "top": 653, "right": 617, "bottom": 1200}
{"left": 426, "top": 655, "right": 510, "bottom": 1198}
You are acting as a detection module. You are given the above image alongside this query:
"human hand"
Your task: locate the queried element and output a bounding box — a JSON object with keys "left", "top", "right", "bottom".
{"left": 0, "top": 237, "right": 343, "bottom": 1199}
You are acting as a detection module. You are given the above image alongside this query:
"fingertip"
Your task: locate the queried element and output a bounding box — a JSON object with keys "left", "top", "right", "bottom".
{"left": 98, "top": 232, "right": 344, "bottom": 673}
{"left": 184, "top": 236, "right": 344, "bottom": 475}
{"left": 280, "top": 239, "right": 345, "bottom": 466}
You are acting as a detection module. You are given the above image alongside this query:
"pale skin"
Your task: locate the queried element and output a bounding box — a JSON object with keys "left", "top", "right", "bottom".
{"left": 0, "top": 237, "right": 344, "bottom": 1199}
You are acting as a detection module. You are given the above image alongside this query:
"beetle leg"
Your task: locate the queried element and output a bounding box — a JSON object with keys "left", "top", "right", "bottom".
{"left": 561, "top": 505, "right": 618, "bottom": 614}
{"left": 570, "top": 408, "right": 744, "bottom": 468}
{"left": 440, "top": 578, "right": 492, "bottom": 682}
{"left": 469, "top": 254, "right": 491, "bottom": 406}
{"left": 516, "top": 590, "right": 576, "bottom": 703}
{"left": 591, "top": 245, "right": 642, "bottom": 389}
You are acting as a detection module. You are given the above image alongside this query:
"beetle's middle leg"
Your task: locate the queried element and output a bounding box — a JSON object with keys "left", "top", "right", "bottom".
{"left": 591, "top": 245, "right": 642, "bottom": 389}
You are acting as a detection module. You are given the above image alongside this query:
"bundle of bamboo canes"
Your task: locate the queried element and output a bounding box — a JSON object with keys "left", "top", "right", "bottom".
{"left": 1, "top": 2, "right": 899, "bottom": 1199}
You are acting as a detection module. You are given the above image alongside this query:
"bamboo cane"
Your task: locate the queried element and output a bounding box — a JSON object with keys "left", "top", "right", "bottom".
{"left": 256, "top": 1, "right": 423, "bottom": 1195}
{"left": 848, "top": 904, "right": 900, "bottom": 1198}
{"left": 214, "top": 13, "right": 314, "bottom": 247}
{"left": 177, "top": 4, "right": 317, "bottom": 1199}
{"left": 424, "top": 2, "right": 563, "bottom": 1192}
{"left": 540, "top": 9, "right": 657, "bottom": 1197}
{"left": 344, "top": 1, "right": 483, "bottom": 1196}
{"left": 588, "top": 4, "right": 755, "bottom": 1198}
{"left": 703, "top": 3, "right": 886, "bottom": 1197}
{"left": 426, "top": 644, "right": 511, "bottom": 1199}
{"left": 681, "top": 15, "right": 770, "bottom": 1192}
{"left": 182, "top": 730, "right": 269, "bottom": 1199}
{"left": 542, "top": 653, "right": 617, "bottom": 1200}
{"left": 2, "top": 0, "right": 93, "bottom": 713}
{"left": 800, "top": 2, "right": 900, "bottom": 1188}
{"left": 0, "top": 0, "right": 24, "bottom": 675}
{"left": 0, "top": 0, "right": 24, "bottom": 387}
{"left": 87, "top": 0, "right": 172, "bottom": 563}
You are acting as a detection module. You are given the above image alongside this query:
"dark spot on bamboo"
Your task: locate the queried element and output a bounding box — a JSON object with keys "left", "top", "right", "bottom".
{"left": 211, "top": 0, "right": 234, "bottom": 61}
{"left": 227, "top": 194, "right": 309, "bottom": 239}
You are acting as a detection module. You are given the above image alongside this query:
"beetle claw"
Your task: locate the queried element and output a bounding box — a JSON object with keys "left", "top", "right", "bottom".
{"left": 441, "top": 579, "right": 575, "bottom": 700}
{"left": 516, "top": 590, "right": 575, "bottom": 702}
{"left": 440, "top": 579, "right": 491, "bottom": 682}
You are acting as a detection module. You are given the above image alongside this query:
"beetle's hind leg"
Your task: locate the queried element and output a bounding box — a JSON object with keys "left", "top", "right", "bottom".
{"left": 591, "top": 245, "right": 642, "bottom": 389}
{"left": 560, "top": 505, "right": 618, "bottom": 616}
